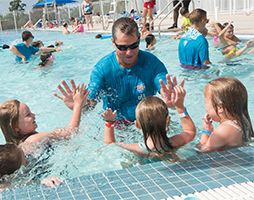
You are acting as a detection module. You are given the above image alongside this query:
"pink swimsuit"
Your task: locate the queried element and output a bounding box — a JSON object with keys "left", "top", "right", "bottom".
{"left": 214, "top": 36, "right": 220, "bottom": 44}
{"left": 78, "top": 25, "right": 83, "bottom": 32}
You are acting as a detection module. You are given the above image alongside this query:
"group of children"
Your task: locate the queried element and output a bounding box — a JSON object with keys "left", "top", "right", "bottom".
{"left": 30, "top": 39, "right": 63, "bottom": 68}
{"left": 0, "top": 73, "right": 253, "bottom": 190}
{"left": 171, "top": 7, "right": 254, "bottom": 57}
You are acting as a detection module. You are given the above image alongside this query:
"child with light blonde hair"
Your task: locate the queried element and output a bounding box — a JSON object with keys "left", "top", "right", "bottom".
{"left": 101, "top": 76, "right": 196, "bottom": 164}
{"left": 197, "top": 77, "right": 253, "bottom": 152}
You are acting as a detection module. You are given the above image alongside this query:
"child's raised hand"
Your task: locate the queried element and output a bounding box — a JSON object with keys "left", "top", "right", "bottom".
{"left": 73, "top": 84, "right": 90, "bottom": 106}
{"left": 202, "top": 113, "right": 213, "bottom": 132}
{"left": 246, "top": 40, "right": 254, "bottom": 48}
{"left": 101, "top": 108, "right": 117, "bottom": 122}
{"left": 160, "top": 74, "right": 185, "bottom": 108}
{"left": 171, "top": 85, "right": 186, "bottom": 109}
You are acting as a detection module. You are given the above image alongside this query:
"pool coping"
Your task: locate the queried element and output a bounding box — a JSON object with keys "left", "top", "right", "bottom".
{"left": 1, "top": 146, "right": 254, "bottom": 200}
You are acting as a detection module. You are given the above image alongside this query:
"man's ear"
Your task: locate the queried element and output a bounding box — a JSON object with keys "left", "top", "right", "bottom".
{"left": 135, "top": 120, "right": 141, "bottom": 129}
{"left": 111, "top": 37, "right": 116, "bottom": 48}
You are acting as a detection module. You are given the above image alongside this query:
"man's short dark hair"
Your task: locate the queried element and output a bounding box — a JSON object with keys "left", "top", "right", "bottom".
{"left": 112, "top": 17, "right": 139, "bottom": 41}
{"left": 22, "top": 31, "right": 33, "bottom": 42}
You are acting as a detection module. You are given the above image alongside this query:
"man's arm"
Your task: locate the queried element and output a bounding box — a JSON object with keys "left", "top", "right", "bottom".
{"left": 38, "top": 47, "right": 62, "bottom": 53}
{"left": 10, "top": 46, "right": 26, "bottom": 62}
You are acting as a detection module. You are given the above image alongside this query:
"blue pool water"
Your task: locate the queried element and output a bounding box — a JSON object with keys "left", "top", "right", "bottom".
{"left": 1, "top": 30, "right": 254, "bottom": 188}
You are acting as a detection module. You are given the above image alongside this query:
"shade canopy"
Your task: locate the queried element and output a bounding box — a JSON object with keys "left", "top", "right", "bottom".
{"left": 33, "top": 0, "right": 78, "bottom": 7}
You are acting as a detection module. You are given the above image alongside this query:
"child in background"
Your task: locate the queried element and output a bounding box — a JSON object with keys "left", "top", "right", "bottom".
{"left": 0, "top": 143, "right": 61, "bottom": 191}
{"left": 0, "top": 82, "right": 89, "bottom": 154}
{"left": 172, "top": 7, "right": 191, "bottom": 40}
{"left": 208, "top": 21, "right": 225, "bottom": 45}
{"left": 197, "top": 77, "right": 253, "bottom": 153}
{"left": 62, "top": 22, "right": 70, "bottom": 35}
{"left": 221, "top": 40, "right": 254, "bottom": 57}
{"left": 72, "top": 21, "right": 84, "bottom": 33}
{"left": 145, "top": 34, "right": 156, "bottom": 51}
{"left": 101, "top": 76, "right": 196, "bottom": 164}
{"left": 141, "top": 23, "right": 150, "bottom": 39}
{"left": 38, "top": 52, "right": 55, "bottom": 67}
{"left": 55, "top": 40, "right": 63, "bottom": 47}
{"left": 219, "top": 21, "right": 241, "bottom": 45}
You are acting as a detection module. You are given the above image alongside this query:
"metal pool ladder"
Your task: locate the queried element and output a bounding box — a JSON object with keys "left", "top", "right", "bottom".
{"left": 100, "top": 0, "right": 118, "bottom": 30}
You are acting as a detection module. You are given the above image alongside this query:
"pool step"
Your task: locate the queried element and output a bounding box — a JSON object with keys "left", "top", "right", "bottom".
{"left": 164, "top": 181, "right": 254, "bottom": 200}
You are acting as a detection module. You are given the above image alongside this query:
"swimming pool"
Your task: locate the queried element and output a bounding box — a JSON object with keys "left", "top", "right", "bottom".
{"left": 1, "top": 30, "right": 254, "bottom": 188}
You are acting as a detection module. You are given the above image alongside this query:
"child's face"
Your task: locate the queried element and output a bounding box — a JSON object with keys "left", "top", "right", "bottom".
{"left": 204, "top": 87, "right": 220, "bottom": 122}
{"left": 16, "top": 102, "right": 37, "bottom": 136}
{"left": 211, "top": 26, "right": 218, "bottom": 36}
{"left": 225, "top": 27, "right": 234, "bottom": 39}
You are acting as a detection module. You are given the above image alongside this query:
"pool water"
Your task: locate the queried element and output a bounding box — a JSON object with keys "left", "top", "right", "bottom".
{"left": 1, "top": 30, "right": 254, "bottom": 187}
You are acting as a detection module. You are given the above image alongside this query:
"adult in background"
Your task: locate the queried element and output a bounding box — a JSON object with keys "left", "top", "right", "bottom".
{"left": 178, "top": 9, "right": 211, "bottom": 68}
{"left": 54, "top": 17, "right": 180, "bottom": 123}
{"left": 82, "top": 0, "right": 94, "bottom": 30}
{"left": 168, "top": 0, "right": 191, "bottom": 29}
{"left": 142, "top": 0, "right": 156, "bottom": 31}
{"left": 10, "top": 31, "right": 62, "bottom": 63}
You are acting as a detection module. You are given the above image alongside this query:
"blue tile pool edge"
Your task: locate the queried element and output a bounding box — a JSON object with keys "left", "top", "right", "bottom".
{"left": 1, "top": 146, "right": 254, "bottom": 200}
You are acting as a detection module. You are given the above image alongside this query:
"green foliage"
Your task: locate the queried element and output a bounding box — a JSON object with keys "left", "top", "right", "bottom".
{"left": 9, "top": 0, "right": 26, "bottom": 12}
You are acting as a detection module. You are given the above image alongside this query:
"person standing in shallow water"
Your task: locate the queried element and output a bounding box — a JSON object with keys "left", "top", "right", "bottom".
{"left": 54, "top": 17, "right": 179, "bottom": 123}
{"left": 178, "top": 8, "right": 211, "bottom": 67}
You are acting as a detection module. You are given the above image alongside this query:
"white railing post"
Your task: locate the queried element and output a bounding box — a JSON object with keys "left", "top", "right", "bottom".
{"left": 233, "top": 0, "right": 236, "bottom": 15}
{"left": 13, "top": 10, "right": 18, "bottom": 32}
{"left": 68, "top": 5, "right": 71, "bottom": 19}
{"left": 0, "top": 18, "right": 2, "bottom": 32}
{"left": 79, "top": 3, "right": 81, "bottom": 18}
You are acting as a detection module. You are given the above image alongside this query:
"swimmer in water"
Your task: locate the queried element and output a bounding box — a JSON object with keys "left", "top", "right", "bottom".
{"left": 38, "top": 52, "right": 55, "bottom": 67}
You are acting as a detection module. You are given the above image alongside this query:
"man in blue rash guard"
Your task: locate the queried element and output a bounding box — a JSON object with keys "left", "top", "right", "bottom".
{"left": 10, "top": 31, "right": 62, "bottom": 63}
{"left": 178, "top": 8, "right": 211, "bottom": 67}
{"left": 54, "top": 17, "right": 183, "bottom": 122}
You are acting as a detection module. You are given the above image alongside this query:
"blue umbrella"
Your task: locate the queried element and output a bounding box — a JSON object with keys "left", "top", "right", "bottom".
{"left": 33, "top": 0, "right": 78, "bottom": 7}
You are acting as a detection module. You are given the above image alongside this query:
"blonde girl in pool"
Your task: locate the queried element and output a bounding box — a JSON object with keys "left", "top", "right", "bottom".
{"left": 197, "top": 77, "right": 253, "bottom": 153}
{"left": 0, "top": 82, "right": 89, "bottom": 154}
{"left": 101, "top": 76, "right": 196, "bottom": 163}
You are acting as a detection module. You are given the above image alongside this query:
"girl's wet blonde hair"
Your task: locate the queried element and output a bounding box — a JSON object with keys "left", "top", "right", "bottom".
{"left": 136, "top": 96, "right": 179, "bottom": 161}
{"left": 0, "top": 100, "right": 22, "bottom": 144}
{"left": 205, "top": 77, "right": 253, "bottom": 140}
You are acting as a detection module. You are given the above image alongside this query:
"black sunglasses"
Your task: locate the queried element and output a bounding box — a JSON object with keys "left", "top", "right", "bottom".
{"left": 114, "top": 40, "right": 140, "bottom": 51}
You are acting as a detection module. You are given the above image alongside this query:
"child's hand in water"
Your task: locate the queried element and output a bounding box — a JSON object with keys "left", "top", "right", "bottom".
{"left": 171, "top": 85, "right": 186, "bottom": 109}
{"left": 202, "top": 113, "right": 213, "bottom": 132}
{"left": 73, "top": 83, "right": 90, "bottom": 106}
{"left": 101, "top": 108, "right": 117, "bottom": 122}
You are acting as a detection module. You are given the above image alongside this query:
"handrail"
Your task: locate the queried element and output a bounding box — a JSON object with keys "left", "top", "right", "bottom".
{"left": 101, "top": 0, "right": 118, "bottom": 30}
{"left": 133, "top": 0, "right": 141, "bottom": 26}
{"left": 157, "top": 0, "right": 183, "bottom": 37}
{"left": 151, "top": 0, "right": 194, "bottom": 38}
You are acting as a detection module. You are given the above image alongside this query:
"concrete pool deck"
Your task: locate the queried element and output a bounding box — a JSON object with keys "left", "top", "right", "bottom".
{"left": 31, "top": 13, "right": 254, "bottom": 36}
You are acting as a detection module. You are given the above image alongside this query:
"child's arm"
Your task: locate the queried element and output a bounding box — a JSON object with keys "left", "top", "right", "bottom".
{"left": 169, "top": 85, "right": 196, "bottom": 148}
{"left": 101, "top": 108, "right": 117, "bottom": 144}
{"left": 101, "top": 108, "right": 150, "bottom": 157}
{"left": 24, "top": 84, "right": 89, "bottom": 144}
{"left": 218, "top": 21, "right": 233, "bottom": 45}
{"left": 234, "top": 40, "right": 254, "bottom": 56}
{"left": 196, "top": 113, "right": 214, "bottom": 148}
{"left": 248, "top": 47, "right": 254, "bottom": 54}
